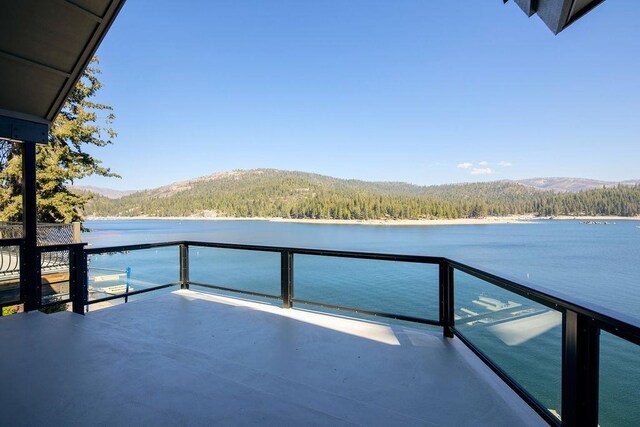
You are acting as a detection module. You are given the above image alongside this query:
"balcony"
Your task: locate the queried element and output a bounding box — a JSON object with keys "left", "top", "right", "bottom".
{"left": 2, "top": 239, "right": 639, "bottom": 426}
{"left": 0, "top": 1, "right": 631, "bottom": 425}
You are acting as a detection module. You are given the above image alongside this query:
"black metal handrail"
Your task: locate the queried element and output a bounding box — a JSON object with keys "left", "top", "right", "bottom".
{"left": 13, "top": 239, "right": 640, "bottom": 427}
{"left": 84, "top": 240, "right": 185, "bottom": 255}
{"left": 0, "top": 238, "right": 23, "bottom": 246}
{"left": 183, "top": 240, "right": 443, "bottom": 263}
{"left": 82, "top": 240, "right": 640, "bottom": 341}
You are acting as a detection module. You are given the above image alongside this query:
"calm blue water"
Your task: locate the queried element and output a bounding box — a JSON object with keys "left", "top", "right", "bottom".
{"left": 84, "top": 219, "right": 640, "bottom": 426}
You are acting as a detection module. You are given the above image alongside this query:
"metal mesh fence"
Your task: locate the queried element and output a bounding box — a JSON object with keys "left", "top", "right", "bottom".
{"left": 0, "top": 223, "right": 77, "bottom": 277}
{"left": 0, "top": 222, "right": 75, "bottom": 245}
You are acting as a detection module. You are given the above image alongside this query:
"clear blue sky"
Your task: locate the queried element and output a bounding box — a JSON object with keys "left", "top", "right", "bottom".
{"left": 81, "top": 1, "right": 640, "bottom": 190}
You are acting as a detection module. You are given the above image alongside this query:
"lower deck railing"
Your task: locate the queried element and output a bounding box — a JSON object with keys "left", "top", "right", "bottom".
{"left": 1, "top": 237, "right": 639, "bottom": 427}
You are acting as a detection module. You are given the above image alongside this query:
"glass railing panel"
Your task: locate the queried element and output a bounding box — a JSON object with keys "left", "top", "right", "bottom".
{"left": 189, "top": 247, "right": 280, "bottom": 297}
{"left": 294, "top": 255, "right": 439, "bottom": 321}
{"left": 40, "top": 249, "right": 71, "bottom": 306}
{"left": 453, "top": 269, "right": 562, "bottom": 417}
{"left": 0, "top": 242, "right": 21, "bottom": 306}
{"left": 87, "top": 246, "right": 179, "bottom": 303}
{"left": 599, "top": 331, "right": 640, "bottom": 426}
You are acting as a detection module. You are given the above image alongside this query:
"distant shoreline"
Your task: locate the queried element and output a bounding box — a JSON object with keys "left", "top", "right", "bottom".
{"left": 85, "top": 214, "right": 640, "bottom": 226}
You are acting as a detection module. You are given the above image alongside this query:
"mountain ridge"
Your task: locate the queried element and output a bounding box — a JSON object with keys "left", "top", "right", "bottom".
{"left": 516, "top": 177, "right": 640, "bottom": 193}
{"left": 70, "top": 185, "right": 137, "bottom": 199}
{"left": 78, "top": 169, "right": 640, "bottom": 220}
{"left": 74, "top": 169, "right": 640, "bottom": 199}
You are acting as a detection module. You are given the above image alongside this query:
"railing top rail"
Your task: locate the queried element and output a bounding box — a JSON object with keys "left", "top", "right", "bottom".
{"left": 38, "top": 242, "right": 88, "bottom": 252}
{"left": 86, "top": 240, "right": 444, "bottom": 264}
{"left": 85, "top": 241, "right": 185, "bottom": 254}
{"left": 0, "top": 238, "right": 23, "bottom": 246}
{"left": 184, "top": 240, "right": 444, "bottom": 264}
{"left": 447, "top": 258, "right": 640, "bottom": 344}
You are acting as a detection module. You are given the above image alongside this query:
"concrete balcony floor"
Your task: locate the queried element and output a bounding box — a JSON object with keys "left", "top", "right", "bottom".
{"left": 0, "top": 290, "right": 544, "bottom": 426}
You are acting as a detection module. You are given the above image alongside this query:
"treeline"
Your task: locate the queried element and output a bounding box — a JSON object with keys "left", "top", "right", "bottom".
{"left": 82, "top": 170, "right": 640, "bottom": 220}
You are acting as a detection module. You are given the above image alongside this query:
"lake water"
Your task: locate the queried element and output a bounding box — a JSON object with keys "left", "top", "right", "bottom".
{"left": 84, "top": 219, "right": 640, "bottom": 426}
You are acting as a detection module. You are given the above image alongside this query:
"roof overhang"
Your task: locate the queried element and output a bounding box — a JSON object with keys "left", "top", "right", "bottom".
{"left": 506, "top": 0, "right": 605, "bottom": 34}
{"left": 0, "top": 0, "right": 126, "bottom": 142}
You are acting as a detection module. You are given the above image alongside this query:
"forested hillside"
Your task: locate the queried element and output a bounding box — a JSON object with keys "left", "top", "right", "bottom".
{"left": 82, "top": 169, "right": 640, "bottom": 220}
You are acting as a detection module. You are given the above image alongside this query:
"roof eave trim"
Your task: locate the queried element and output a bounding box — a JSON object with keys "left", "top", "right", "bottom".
{"left": 0, "top": 108, "right": 50, "bottom": 126}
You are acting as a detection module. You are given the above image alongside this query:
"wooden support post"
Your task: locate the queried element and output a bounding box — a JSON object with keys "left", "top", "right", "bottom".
{"left": 72, "top": 222, "right": 82, "bottom": 243}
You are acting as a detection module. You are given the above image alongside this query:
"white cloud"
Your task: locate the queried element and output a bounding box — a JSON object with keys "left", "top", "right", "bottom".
{"left": 470, "top": 168, "right": 494, "bottom": 175}
{"left": 457, "top": 161, "right": 507, "bottom": 175}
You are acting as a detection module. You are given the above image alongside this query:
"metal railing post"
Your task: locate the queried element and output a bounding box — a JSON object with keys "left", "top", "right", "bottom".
{"left": 22, "top": 141, "right": 39, "bottom": 311}
{"left": 70, "top": 245, "right": 88, "bottom": 315}
{"left": 124, "top": 267, "right": 131, "bottom": 303}
{"left": 180, "top": 243, "right": 189, "bottom": 289}
{"left": 280, "top": 250, "right": 293, "bottom": 308}
{"left": 26, "top": 249, "right": 43, "bottom": 310}
{"left": 562, "top": 310, "right": 600, "bottom": 427}
{"left": 18, "top": 241, "right": 28, "bottom": 307}
{"left": 439, "top": 260, "right": 454, "bottom": 338}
